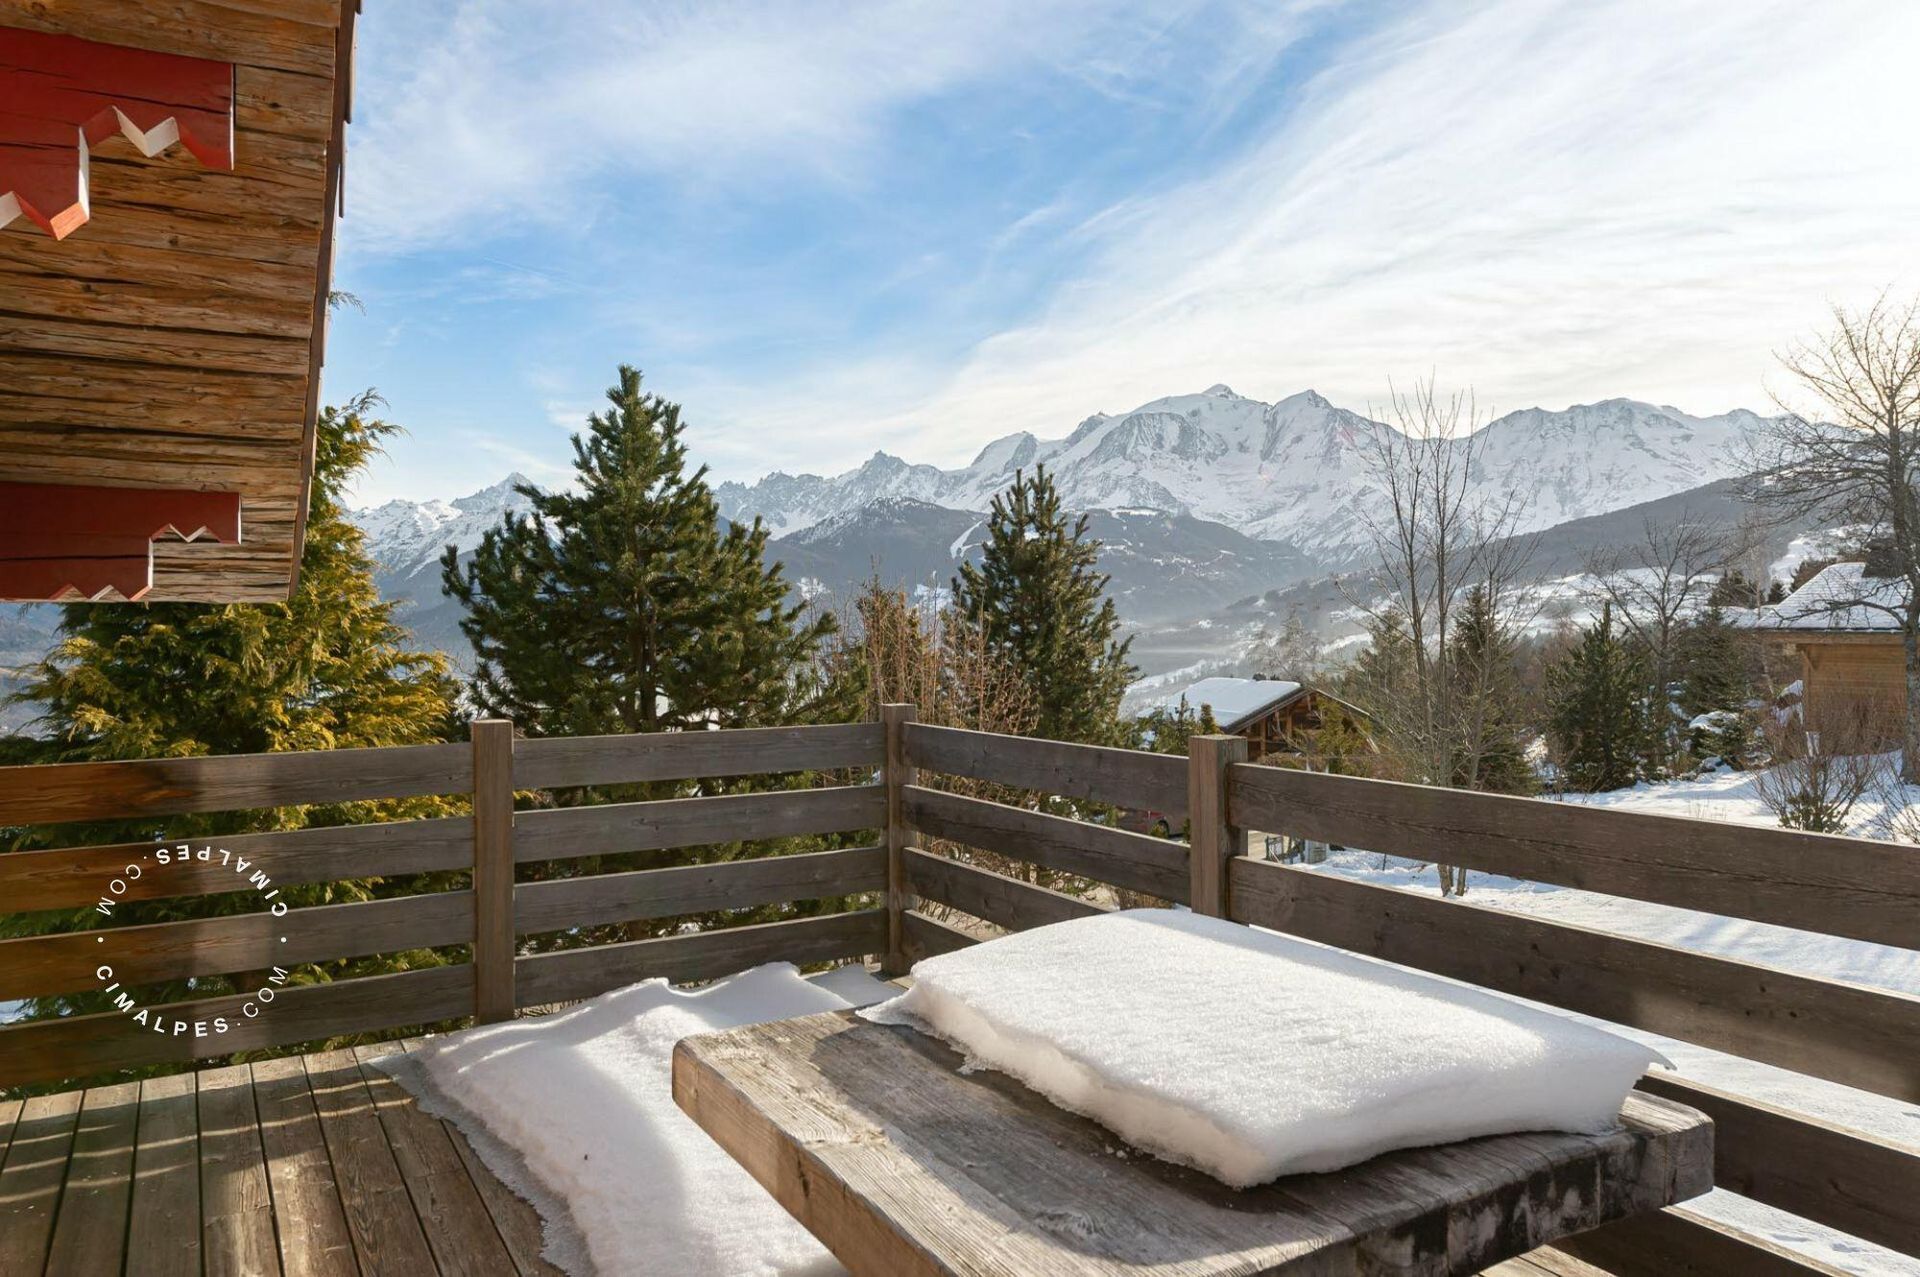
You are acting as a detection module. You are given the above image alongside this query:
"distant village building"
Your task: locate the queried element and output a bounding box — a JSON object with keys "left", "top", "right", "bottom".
{"left": 1141, "top": 676, "right": 1365, "bottom": 761}
{"left": 1740, "top": 561, "right": 1907, "bottom": 738}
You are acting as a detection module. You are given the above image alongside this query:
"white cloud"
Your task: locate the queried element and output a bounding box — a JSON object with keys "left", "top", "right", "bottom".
{"left": 698, "top": 0, "right": 1920, "bottom": 475}
{"left": 349, "top": 0, "right": 1315, "bottom": 251}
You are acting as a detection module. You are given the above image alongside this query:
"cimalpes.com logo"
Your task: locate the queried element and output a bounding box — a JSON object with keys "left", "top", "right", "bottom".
{"left": 91, "top": 842, "right": 297, "bottom": 1039}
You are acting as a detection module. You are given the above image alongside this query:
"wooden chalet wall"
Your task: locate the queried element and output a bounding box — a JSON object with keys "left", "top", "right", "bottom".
{"left": 0, "top": 0, "right": 353, "bottom": 601}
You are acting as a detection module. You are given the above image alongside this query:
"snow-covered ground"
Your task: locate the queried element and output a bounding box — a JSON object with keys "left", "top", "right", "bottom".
{"left": 1297, "top": 766, "right": 1920, "bottom": 1276}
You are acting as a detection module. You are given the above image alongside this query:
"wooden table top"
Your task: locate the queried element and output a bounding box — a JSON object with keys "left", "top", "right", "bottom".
{"left": 672, "top": 1010, "right": 1713, "bottom": 1277}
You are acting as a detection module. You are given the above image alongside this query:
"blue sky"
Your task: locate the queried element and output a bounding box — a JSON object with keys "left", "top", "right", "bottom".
{"left": 327, "top": 0, "right": 1920, "bottom": 505}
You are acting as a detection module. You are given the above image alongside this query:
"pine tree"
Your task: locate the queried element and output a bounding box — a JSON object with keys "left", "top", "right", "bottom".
{"left": 950, "top": 467, "right": 1136, "bottom": 743}
{"left": 444, "top": 366, "right": 842, "bottom": 739}
{"left": 1678, "top": 604, "right": 1750, "bottom": 717}
{"left": 1448, "top": 584, "right": 1534, "bottom": 795}
{"left": 3, "top": 395, "right": 463, "bottom": 1019}
{"left": 1547, "top": 604, "right": 1647, "bottom": 792}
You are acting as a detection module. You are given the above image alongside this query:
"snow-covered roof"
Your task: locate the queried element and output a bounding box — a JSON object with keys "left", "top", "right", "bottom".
{"left": 1141, "top": 676, "right": 1305, "bottom": 731}
{"left": 1740, "top": 561, "right": 1909, "bottom": 632}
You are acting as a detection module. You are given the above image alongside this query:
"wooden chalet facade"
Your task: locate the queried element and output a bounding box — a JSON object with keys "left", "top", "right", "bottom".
{"left": 1741, "top": 561, "right": 1909, "bottom": 739}
{"left": 0, "top": 0, "right": 358, "bottom": 602}
{"left": 1148, "top": 676, "right": 1366, "bottom": 761}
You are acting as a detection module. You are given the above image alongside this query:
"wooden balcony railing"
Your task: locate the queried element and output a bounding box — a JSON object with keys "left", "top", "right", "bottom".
{"left": 0, "top": 712, "right": 1914, "bottom": 1275}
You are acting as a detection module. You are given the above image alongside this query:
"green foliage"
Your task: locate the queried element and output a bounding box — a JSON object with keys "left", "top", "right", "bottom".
{"left": 1447, "top": 585, "right": 1535, "bottom": 795}
{"left": 2, "top": 395, "right": 465, "bottom": 1024}
{"left": 1546, "top": 603, "right": 1648, "bottom": 792}
{"left": 1133, "top": 696, "right": 1218, "bottom": 756}
{"left": 444, "top": 366, "right": 846, "bottom": 738}
{"left": 951, "top": 466, "right": 1136, "bottom": 744}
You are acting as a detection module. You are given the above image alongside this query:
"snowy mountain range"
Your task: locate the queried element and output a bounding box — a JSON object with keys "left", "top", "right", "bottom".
{"left": 712, "top": 385, "right": 1766, "bottom": 559}
{"left": 348, "top": 384, "right": 1775, "bottom": 675}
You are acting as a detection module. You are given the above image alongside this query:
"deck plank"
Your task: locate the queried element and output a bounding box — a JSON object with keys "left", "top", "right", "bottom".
{"left": 44, "top": 1080, "right": 141, "bottom": 1276}
{"left": 354, "top": 1041, "right": 519, "bottom": 1276}
{"left": 127, "top": 1073, "right": 203, "bottom": 1277}
{"left": 400, "top": 1039, "right": 567, "bottom": 1277}
{"left": 251, "top": 1055, "right": 359, "bottom": 1277}
{"left": 0, "top": 1090, "right": 84, "bottom": 1276}
{"left": 198, "top": 1062, "right": 282, "bottom": 1277}
{"left": 303, "top": 1046, "right": 438, "bottom": 1274}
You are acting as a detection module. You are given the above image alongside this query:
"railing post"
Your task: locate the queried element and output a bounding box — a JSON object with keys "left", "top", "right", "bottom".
{"left": 1187, "top": 734, "right": 1247, "bottom": 918}
{"left": 471, "top": 718, "right": 516, "bottom": 1023}
{"left": 881, "top": 703, "right": 918, "bottom": 976}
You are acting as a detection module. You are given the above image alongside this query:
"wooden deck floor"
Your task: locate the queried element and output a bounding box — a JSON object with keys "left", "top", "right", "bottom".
{"left": 0, "top": 1040, "right": 562, "bottom": 1277}
{"left": 0, "top": 1034, "right": 1622, "bottom": 1277}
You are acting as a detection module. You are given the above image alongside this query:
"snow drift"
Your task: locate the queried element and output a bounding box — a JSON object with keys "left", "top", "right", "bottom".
{"left": 379, "top": 962, "right": 890, "bottom": 1276}
{"left": 864, "top": 909, "right": 1668, "bottom": 1186}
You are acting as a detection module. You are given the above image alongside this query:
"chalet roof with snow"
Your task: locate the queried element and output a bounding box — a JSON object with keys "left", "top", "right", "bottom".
{"left": 1740, "top": 562, "right": 1910, "bottom": 633}
{"left": 1144, "top": 676, "right": 1308, "bottom": 733}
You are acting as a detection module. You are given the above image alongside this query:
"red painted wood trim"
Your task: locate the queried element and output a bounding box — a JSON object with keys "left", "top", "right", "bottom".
{"left": 0, "top": 483, "right": 241, "bottom": 601}
{"left": 0, "top": 27, "right": 234, "bottom": 239}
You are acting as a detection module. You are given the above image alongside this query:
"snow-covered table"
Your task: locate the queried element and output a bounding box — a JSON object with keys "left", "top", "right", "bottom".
{"left": 673, "top": 1010, "right": 1713, "bottom": 1277}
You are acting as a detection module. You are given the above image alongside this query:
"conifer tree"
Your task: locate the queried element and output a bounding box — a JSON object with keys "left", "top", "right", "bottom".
{"left": 3, "top": 395, "right": 463, "bottom": 1019}
{"left": 1547, "top": 604, "right": 1647, "bottom": 792}
{"left": 1448, "top": 584, "right": 1534, "bottom": 794}
{"left": 951, "top": 466, "right": 1136, "bottom": 743}
{"left": 1678, "top": 604, "right": 1750, "bottom": 718}
{"left": 444, "top": 366, "right": 841, "bottom": 739}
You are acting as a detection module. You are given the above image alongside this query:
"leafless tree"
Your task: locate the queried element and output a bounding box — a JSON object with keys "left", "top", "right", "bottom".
{"left": 1743, "top": 294, "right": 1920, "bottom": 780}
{"left": 1583, "top": 515, "right": 1753, "bottom": 776}
{"left": 1341, "top": 378, "right": 1538, "bottom": 894}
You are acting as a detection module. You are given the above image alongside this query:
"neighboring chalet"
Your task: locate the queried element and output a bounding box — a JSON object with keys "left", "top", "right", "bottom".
{"left": 1143, "top": 676, "right": 1368, "bottom": 761}
{"left": 1740, "top": 561, "right": 1908, "bottom": 738}
{"left": 0, "top": 2, "right": 356, "bottom": 602}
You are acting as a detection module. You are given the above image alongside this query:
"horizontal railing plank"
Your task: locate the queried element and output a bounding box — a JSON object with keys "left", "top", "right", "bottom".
{"left": 1228, "top": 764, "right": 1920, "bottom": 951}
{"left": 900, "top": 911, "right": 978, "bottom": 964}
{"left": 513, "top": 910, "right": 885, "bottom": 1007}
{"left": 0, "top": 817, "right": 474, "bottom": 913}
{"left": 903, "top": 849, "right": 1106, "bottom": 934}
{"left": 1554, "top": 1204, "right": 1851, "bottom": 1276}
{"left": 902, "top": 785, "right": 1189, "bottom": 903}
{"left": 1634, "top": 1073, "right": 1920, "bottom": 1257}
{"left": 903, "top": 724, "right": 1188, "bottom": 822}
{"left": 514, "top": 785, "right": 885, "bottom": 864}
{"left": 513, "top": 723, "right": 883, "bottom": 790}
{"left": 514, "top": 847, "right": 887, "bottom": 936}
{"left": 0, "top": 890, "right": 474, "bottom": 1000}
{"left": 1227, "top": 858, "right": 1920, "bottom": 1102}
{"left": 0, "top": 742, "right": 473, "bottom": 828}
{"left": 0, "top": 964, "right": 474, "bottom": 1090}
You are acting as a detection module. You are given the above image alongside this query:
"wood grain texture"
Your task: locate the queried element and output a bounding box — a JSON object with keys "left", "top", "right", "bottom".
{"left": 198, "top": 1063, "right": 280, "bottom": 1277}
{"left": 249, "top": 1055, "right": 359, "bottom": 1277}
{"left": 674, "top": 1009, "right": 1713, "bottom": 1277}
{"left": 1227, "top": 762, "right": 1920, "bottom": 950}
{"left": 1228, "top": 857, "right": 1920, "bottom": 1103}
{"left": 1555, "top": 1205, "right": 1851, "bottom": 1276}
{"left": 42, "top": 1081, "right": 139, "bottom": 1276}
{"left": 352, "top": 1043, "right": 518, "bottom": 1277}
{"left": 514, "top": 910, "right": 886, "bottom": 1008}
{"left": 903, "top": 848, "right": 1107, "bottom": 932}
{"left": 900, "top": 910, "right": 980, "bottom": 964}
{"left": 1187, "top": 735, "right": 1246, "bottom": 917}
{"left": 0, "top": 963, "right": 474, "bottom": 1089}
{"left": 903, "top": 784, "right": 1190, "bottom": 902}
{"left": 1635, "top": 1072, "right": 1920, "bottom": 1257}
{"left": 302, "top": 1048, "right": 439, "bottom": 1274}
{"left": 513, "top": 721, "right": 883, "bottom": 790}
{"left": 0, "top": 889, "right": 473, "bottom": 1000}
{"left": 471, "top": 719, "right": 516, "bottom": 1024}
{"left": 514, "top": 783, "right": 885, "bottom": 864}
{"left": 0, "top": 740, "right": 472, "bottom": 826}
{"left": 904, "top": 723, "right": 1190, "bottom": 822}
{"left": 0, "top": 815, "right": 474, "bottom": 912}
{"left": 0, "top": 1090, "right": 82, "bottom": 1275}
{"left": 126, "top": 1073, "right": 201, "bottom": 1277}
{"left": 514, "top": 845, "right": 886, "bottom": 936}
{"left": 883, "top": 704, "right": 918, "bottom": 976}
